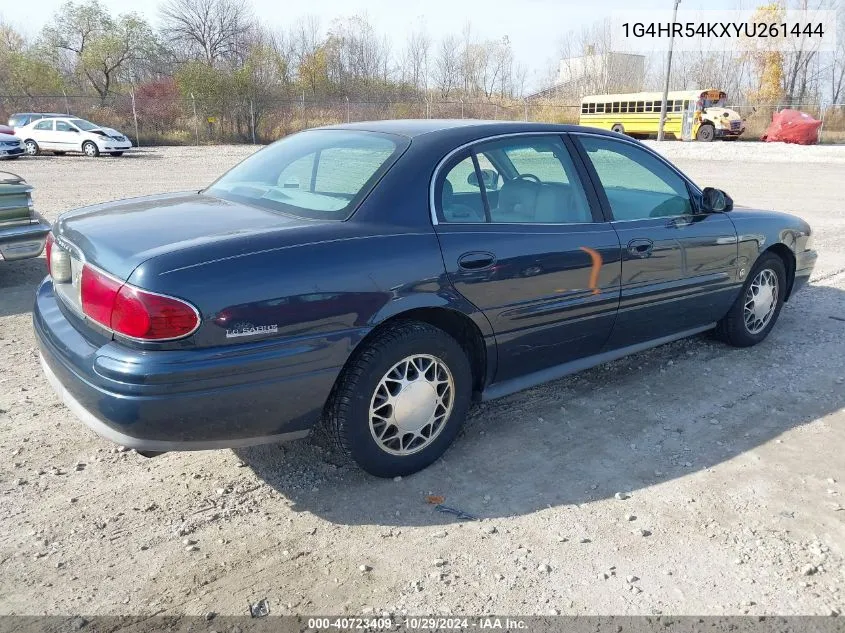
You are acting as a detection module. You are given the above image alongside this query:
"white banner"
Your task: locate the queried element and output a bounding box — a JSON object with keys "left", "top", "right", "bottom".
{"left": 611, "top": 9, "right": 837, "bottom": 53}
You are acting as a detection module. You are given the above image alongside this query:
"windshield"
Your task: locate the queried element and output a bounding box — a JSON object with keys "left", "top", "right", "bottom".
{"left": 69, "top": 118, "right": 99, "bottom": 131}
{"left": 206, "top": 130, "right": 406, "bottom": 221}
{"left": 702, "top": 97, "right": 727, "bottom": 108}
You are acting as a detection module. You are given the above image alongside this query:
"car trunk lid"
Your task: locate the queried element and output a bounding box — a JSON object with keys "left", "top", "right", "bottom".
{"left": 0, "top": 171, "right": 34, "bottom": 227}
{"left": 55, "top": 191, "right": 316, "bottom": 280}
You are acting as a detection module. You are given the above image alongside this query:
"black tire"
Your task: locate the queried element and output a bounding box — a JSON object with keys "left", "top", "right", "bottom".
{"left": 23, "top": 140, "right": 39, "bottom": 156}
{"left": 716, "top": 252, "right": 787, "bottom": 347}
{"left": 110, "top": 151, "right": 124, "bottom": 156}
{"left": 325, "top": 321, "right": 472, "bottom": 478}
{"left": 82, "top": 141, "right": 99, "bottom": 157}
{"left": 611, "top": 123, "right": 625, "bottom": 134}
{"left": 696, "top": 124, "right": 715, "bottom": 142}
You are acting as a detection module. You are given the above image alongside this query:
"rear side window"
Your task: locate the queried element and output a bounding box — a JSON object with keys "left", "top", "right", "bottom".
{"left": 206, "top": 130, "right": 406, "bottom": 220}
{"left": 34, "top": 120, "right": 53, "bottom": 131}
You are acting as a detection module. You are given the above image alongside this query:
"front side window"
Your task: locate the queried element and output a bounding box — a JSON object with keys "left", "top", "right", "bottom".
{"left": 437, "top": 135, "right": 593, "bottom": 225}
{"left": 56, "top": 121, "right": 74, "bottom": 132}
{"left": 577, "top": 136, "right": 693, "bottom": 220}
{"left": 207, "top": 130, "right": 405, "bottom": 220}
{"left": 34, "top": 120, "right": 53, "bottom": 131}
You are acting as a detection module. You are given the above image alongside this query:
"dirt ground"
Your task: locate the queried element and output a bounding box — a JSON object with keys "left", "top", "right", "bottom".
{"left": 1, "top": 142, "right": 844, "bottom": 618}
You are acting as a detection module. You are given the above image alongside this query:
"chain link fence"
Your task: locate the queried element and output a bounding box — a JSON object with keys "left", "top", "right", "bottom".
{"left": 1, "top": 94, "right": 843, "bottom": 145}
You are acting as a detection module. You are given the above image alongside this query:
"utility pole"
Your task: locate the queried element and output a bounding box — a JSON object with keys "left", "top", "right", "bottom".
{"left": 657, "top": 0, "right": 681, "bottom": 141}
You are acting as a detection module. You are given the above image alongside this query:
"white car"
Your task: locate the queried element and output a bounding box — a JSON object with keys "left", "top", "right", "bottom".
{"left": 17, "top": 117, "right": 132, "bottom": 157}
{"left": 0, "top": 131, "right": 25, "bottom": 159}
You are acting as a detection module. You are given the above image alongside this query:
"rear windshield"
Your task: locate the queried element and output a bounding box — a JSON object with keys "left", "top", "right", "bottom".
{"left": 206, "top": 130, "right": 406, "bottom": 221}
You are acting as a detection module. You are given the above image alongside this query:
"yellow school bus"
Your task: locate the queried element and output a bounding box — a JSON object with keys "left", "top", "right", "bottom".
{"left": 579, "top": 89, "right": 745, "bottom": 141}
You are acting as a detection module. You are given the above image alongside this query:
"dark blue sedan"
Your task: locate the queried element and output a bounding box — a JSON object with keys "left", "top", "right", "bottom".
{"left": 34, "top": 120, "right": 817, "bottom": 477}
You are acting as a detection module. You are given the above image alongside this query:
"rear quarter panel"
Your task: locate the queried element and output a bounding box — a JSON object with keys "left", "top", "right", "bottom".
{"left": 125, "top": 224, "right": 468, "bottom": 365}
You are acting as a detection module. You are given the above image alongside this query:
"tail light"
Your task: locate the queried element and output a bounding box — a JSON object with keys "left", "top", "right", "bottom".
{"left": 45, "top": 233, "right": 54, "bottom": 274}
{"left": 80, "top": 264, "right": 199, "bottom": 340}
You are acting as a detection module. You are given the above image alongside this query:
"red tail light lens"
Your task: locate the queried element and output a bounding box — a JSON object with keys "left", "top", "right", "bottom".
{"left": 45, "top": 233, "right": 54, "bottom": 274}
{"left": 80, "top": 264, "right": 199, "bottom": 340}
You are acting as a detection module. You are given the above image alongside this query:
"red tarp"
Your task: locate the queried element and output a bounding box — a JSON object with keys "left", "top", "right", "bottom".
{"left": 761, "top": 109, "right": 822, "bottom": 145}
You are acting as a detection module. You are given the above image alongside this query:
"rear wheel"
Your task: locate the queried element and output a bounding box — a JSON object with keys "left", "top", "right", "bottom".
{"left": 23, "top": 140, "right": 39, "bottom": 156}
{"left": 696, "top": 123, "right": 715, "bottom": 142}
{"left": 611, "top": 123, "right": 625, "bottom": 134}
{"left": 325, "top": 321, "right": 472, "bottom": 477}
{"left": 716, "top": 252, "right": 786, "bottom": 347}
{"left": 82, "top": 141, "right": 99, "bottom": 157}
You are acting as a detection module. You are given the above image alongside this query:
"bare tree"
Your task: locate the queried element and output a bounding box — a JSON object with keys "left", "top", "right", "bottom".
{"left": 434, "top": 35, "right": 460, "bottom": 98}
{"left": 159, "top": 0, "right": 254, "bottom": 65}
{"left": 402, "top": 23, "right": 430, "bottom": 93}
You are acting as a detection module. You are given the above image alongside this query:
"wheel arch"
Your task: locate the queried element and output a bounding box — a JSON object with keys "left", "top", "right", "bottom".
{"left": 327, "top": 304, "right": 492, "bottom": 415}
{"left": 763, "top": 242, "right": 797, "bottom": 301}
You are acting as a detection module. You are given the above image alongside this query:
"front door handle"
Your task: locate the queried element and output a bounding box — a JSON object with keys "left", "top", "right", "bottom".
{"left": 627, "top": 238, "right": 654, "bottom": 258}
{"left": 458, "top": 251, "right": 496, "bottom": 270}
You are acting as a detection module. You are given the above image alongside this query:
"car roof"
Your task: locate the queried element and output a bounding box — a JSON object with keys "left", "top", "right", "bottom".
{"left": 320, "top": 119, "right": 616, "bottom": 140}
{"left": 13, "top": 112, "right": 65, "bottom": 117}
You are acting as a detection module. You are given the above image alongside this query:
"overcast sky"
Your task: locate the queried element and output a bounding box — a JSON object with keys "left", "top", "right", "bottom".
{"left": 5, "top": 0, "right": 738, "bottom": 88}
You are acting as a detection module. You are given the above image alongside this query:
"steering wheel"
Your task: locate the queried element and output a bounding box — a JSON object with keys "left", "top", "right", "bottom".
{"left": 515, "top": 173, "right": 541, "bottom": 183}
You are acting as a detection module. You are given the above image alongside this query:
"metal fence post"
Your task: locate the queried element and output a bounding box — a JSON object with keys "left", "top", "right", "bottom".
{"left": 250, "top": 99, "right": 256, "bottom": 144}
{"left": 62, "top": 89, "right": 70, "bottom": 115}
{"left": 190, "top": 93, "right": 199, "bottom": 145}
{"left": 523, "top": 99, "right": 528, "bottom": 122}
{"left": 346, "top": 96, "right": 350, "bottom": 123}
{"left": 460, "top": 98, "right": 464, "bottom": 119}
{"left": 130, "top": 89, "right": 140, "bottom": 147}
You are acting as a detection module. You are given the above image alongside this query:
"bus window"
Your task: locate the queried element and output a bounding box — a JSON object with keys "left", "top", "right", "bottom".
{"left": 636, "top": 101, "right": 644, "bottom": 113}
{"left": 581, "top": 104, "right": 588, "bottom": 114}
{"left": 612, "top": 102, "right": 619, "bottom": 113}
{"left": 645, "top": 102, "right": 653, "bottom": 112}
{"left": 588, "top": 103, "right": 596, "bottom": 113}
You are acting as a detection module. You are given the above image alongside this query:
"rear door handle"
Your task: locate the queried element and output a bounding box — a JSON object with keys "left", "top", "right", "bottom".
{"left": 458, "top": 251, "right": 496, "bottom": 270}
{"left": 627, "top": 238, "right": 654, "bottom": 258}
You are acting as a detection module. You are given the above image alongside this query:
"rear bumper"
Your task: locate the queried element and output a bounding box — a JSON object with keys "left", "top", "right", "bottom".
{"left": 33, "top": 278, "right": 352, "bottom": 451}
{"left": 0, "top": 214, "right": 50, "bottom": 261}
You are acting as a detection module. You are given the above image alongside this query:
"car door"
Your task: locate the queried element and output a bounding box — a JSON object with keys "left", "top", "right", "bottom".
{"left": 571, "top": 133, "right": 738, "bottom": 349}
{"left": 53, "top": 120, "right": 80, "bottom": 151}
{"left": 432, "top": 134, "right": 622, "bottom": 383}
{"left": 30, "top": 119, "right": 56, "bottom": 148}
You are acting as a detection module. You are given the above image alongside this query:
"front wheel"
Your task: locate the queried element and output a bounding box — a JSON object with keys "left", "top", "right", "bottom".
{"left": 82, "top": 141, "right": 100, "bottom": 157}
{"left": 696, "top": 124, "right": 715, "bottom": 142}
{"left": 325, "top": 321, "right": 472, "bottom": 477}
{"left": 716, "top": 253, "right": 786, "bottom": 347}
{"left": 611, "top": 123, "right": 625, "bottom": 134}
{"left": 24, "top": 140, "right": 39, "bottom": 156}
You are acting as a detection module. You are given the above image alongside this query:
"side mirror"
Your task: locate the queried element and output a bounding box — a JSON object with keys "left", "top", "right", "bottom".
{"left": 701, "top": 187, "right": 733, "bottom": 213}
{"left": 467, "top": 168, "right": 498, "bottom": 190}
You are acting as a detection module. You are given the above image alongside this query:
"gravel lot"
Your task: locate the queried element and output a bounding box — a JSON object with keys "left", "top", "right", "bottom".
{"left": 1, "top": 142, "right": 844, "bottom": 617}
